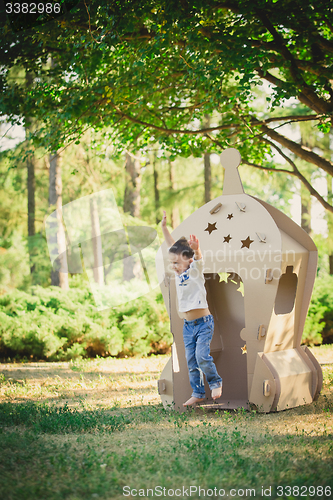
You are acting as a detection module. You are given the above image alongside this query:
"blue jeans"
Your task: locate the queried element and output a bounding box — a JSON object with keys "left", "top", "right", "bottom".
{"left": 183, "top": 314, "right": 222, "bottom": 399}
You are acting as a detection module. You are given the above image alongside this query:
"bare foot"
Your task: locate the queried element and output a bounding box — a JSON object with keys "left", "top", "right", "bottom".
{"left": 183, "top": 396, "right": 205, "bottom": 407}
{"left": 211, "top": 386, "right": 222, "bottom": 400}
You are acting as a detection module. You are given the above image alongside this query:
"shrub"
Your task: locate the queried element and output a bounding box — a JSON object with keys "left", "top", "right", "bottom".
{"left": 0, "top": 232, "right": 30, "bottom": 291}
{"left": 0, "top": 285, "right": 171, "bottom": 361}
{"left": 112, "top": 294, "right": 171, "bottom": 357}
{"left": 302, "top": 276, "right": 333, "bottom": 345}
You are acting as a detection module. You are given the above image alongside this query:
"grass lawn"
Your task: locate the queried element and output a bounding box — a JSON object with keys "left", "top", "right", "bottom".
{"left": 0, "top": 346, "right": 332, "bottom": 500}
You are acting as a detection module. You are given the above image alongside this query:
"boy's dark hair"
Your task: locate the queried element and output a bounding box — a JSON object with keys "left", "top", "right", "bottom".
{"left": 168, "top": 237, "right": 194, "bottom": 258}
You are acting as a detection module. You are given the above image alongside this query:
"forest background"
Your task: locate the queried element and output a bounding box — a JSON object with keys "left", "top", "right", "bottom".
{"left": 1, "top": 0, "right": 333, "bottom": 362}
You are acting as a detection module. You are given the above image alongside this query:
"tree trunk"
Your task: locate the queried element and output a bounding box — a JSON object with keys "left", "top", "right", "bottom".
{"left": 329, "top": 255, "right": 333, "bottom": 275}
{"left": 123, "top": 151, "right": 142, "bottom": 281}
{"left": 168, "top": 158, "right": 180, "bottom": 229}
{"left": 27, "top": 151, "right": 35, "bottom": 241}
{"left": 47, "top": 56, "right": 69, "bottom": 288}
{"left": 153, "top": 151, "right": 161, "bottom": 224}
{"left": 49, "top": 151, "right": 69, "bottom": 289}
{"left": 90, "top": 197, "right": 104, "bottom": 286}
{"left": 301, "top": 182, "right": 311, "bottom": 234}
{"left": 327, "top": 174, "right": 333, "bottom": 274}
{"left": 204, "top": 152, "right": 211, "bottom": 203}
{"left": 25, "top": 72, "right": 36, "bottom": 277}
{"left": 123, "top": 151, "right": 141, "bottom": 217}
{"left": 203, "top": 115, "right": 212, "bottom": 203}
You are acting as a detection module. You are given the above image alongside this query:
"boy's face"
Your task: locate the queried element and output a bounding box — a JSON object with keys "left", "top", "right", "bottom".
{"left": 168, "top": 252, "right": 193, "bottom": 275}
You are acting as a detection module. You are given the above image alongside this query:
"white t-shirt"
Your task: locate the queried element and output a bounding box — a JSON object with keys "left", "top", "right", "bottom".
{"left": 175, "top": 258, "right": 208, "bottom": 312}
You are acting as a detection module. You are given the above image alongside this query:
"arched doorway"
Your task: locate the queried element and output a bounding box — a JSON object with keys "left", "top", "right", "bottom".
{"left": 204, "top": 272, "right": 247, "bottom": 407}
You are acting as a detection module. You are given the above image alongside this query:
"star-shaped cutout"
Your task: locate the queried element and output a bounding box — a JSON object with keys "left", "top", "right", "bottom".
{"left": 241, "top": 344, "right": 247, "bottom": 355}
{"left": 223, "top": 234, "right": 232, "bottom": 243}
{"left": 241, "top": 236, "right": 254, "bottom": 249}
{"left": 205, "top": 222, "right": 217, "bottom": 235}
{"left": 227, "top": 214, "right": 233, "bottom": 220}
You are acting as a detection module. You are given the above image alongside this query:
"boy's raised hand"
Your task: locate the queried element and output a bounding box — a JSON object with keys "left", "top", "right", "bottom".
{"left": 188, "top": 234, "right": 199, "bottom": 251}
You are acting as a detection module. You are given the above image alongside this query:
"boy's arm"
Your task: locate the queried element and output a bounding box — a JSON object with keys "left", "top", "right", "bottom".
{"left": 193, "top": 248, "right": 202, "bottom": 260}
{"left": 189, "top": 235, "right": 202, "bottom": 260}
{"left": 161, "top": 210, "right": 175, "bottom": 247}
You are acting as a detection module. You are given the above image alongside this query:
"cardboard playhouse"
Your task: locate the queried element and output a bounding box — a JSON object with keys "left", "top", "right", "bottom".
{"left": 156, "top": 148, "right": 322, "bottom": 413}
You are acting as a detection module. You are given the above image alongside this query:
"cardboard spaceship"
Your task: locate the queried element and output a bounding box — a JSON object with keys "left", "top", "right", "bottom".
{"left": 156, "top": 148, "right": 322, "bottom": 413}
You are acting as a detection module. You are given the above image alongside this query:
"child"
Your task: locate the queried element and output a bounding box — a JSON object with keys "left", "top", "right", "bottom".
{"left": 161, "top": 211, "right": 222, "bottom": 407}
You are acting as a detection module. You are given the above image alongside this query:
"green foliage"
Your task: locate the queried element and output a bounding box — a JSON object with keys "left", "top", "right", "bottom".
{"left": 0, "top": 232, "right": 30, "bottom": 289}
{"left": 27, "top": 233, "right": 54, "bottom": 288}
{"left": 1, "top": 0, "right": 332, "bottom": 167}
{"left": 113, "top": 294, "right": 171, "bottom": 357}
{"left": 311, "top": 233, "right": 330, "bottom": 277}
{"left": 0, "top": 286, "right": 171, "bottom": 361}
{"left": 303, "top": 276, "right": 333, "bottom": 346}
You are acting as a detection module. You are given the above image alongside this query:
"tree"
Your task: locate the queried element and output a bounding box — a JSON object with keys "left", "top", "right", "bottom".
{"left": 47, "top": 56, "right": 69, "bottom": 289}
{"left": 48, "top": 150, "right": 69, "bottom": 288}
{"left": 123, "top": 149, "right": 142, "bottom": 281}
{"left": 152, "top": 150, "right": 161, "bottom": 225}
{"left": 203, "top": 115, "right": 212, "bottom": 203}
{"left": 25, "top": 71, "right": 37, "bottom": 277}
{"left": 123, "top": 151, "right": 141, "bottom": 218}
{"left": 1, "top": 0, "right": 333, "bottom": 211}
{"left": 168, "top": 157, "right": 180, "bottom": 228}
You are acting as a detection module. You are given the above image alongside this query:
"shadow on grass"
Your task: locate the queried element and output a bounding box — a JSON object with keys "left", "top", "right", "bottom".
{"left": 1, "top": 389, "right": 332, "bottom": 436}
{"left": 0, "top": 367, "right": 162, "bottom": 382}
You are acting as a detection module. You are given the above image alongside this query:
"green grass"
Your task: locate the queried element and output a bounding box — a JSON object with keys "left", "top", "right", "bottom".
{"left": 0, "top": 348, "right": 332, "bottom": 500}
{"left": 0, "top": 400, "right": 130, "bottom": 433}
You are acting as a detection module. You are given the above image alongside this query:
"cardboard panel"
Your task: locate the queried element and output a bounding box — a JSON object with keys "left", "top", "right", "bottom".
{"left": 264, "top": 349, "right": 313, "bottom": 411}
{"left": 249, "top": 352, "right": 277, "bottom": 413}
{"left": 158, "top": 357, "right": 174, "bottom": 408}
{"left": 204, "top": 273, "right": 248, "bottom": 404}
{"left": 301, "top": 345, "right": 323, "bottom": 400}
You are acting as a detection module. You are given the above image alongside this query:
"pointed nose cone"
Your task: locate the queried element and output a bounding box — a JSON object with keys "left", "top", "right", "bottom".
{"left": 221, "top": 148, "right": 244, "bottom": 195}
